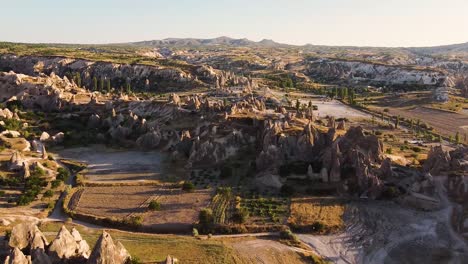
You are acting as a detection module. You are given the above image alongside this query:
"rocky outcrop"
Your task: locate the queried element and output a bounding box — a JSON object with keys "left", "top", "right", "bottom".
{"left": 0, "top": 71, "right": 81, "bottom": 111}
{"left": 423, "top": 146, "right": 451, "bottom": 175}
{"left": 6, "top": 224, "right": 128, "bottom": 264}
{"left": 305, "top": 58, "right": 449, "bottom": 87}
{"left": 4, "top": 248, "right": 31, "bottom": 264}
{"left": 48, "top": 226, "right": 89, "bottom": 263}
{"left": 8, "top": 223, "right": 48, "bottom": 251}
{"left": 9, "top": 151, "right": 26, "bottom": 171}
{"left": 87, "top": 231, "right": 130, "bottom": 264}
{"left": 136, "top": 130, "right": 162, "bottom": 149}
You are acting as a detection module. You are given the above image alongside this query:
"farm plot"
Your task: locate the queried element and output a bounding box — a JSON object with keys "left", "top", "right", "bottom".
{"left": 74, "top": 186, "right": 156, "bottom": 218}
{"left": 74, "top": 185, "right": 213, "bottom": 232}
{"left": 143, "top": 188, "right": 212, "bottom": 231}
{"left": 240, "top": 196, "right": 289, "bottom": 225}
{"left": 288, "top": 197, "right": 345, "bottom": 234}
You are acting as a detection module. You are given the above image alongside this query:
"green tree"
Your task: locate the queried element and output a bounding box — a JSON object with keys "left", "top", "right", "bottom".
{"left": 395, "top": 115, "right": 400, "bottom": 129}
{"left": 74, "top": 73, "right": 81, "bottom": 87}
{"left": 126, "top": 82, "right": 132, "bottom": 94}
{"left": 295, "top": 99, "right": 300, "bottom": 111}
{"left": 455, "top": 132, "right": 460, "bottom": 144}
{"left": 100, "top": 78, "right": 105, "bottom": 92}
{"left": 93, "top": 77, "right": 98, "bottom": 91}
{"left": 107, "top": 79, "right": 111, "bottom": 93}
{"left": 199, "top": 208, "right": 214, "bottom": 225}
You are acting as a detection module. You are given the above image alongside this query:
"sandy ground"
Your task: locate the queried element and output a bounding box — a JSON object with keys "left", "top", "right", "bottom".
{"left": 56, "top": 145, "right": 173, "bottom": 182}
{"left": 271, "top": 90, "right": 370, "bottom": 119}
{"left": 228, "top": 237, "right": 307, "bottom": 264}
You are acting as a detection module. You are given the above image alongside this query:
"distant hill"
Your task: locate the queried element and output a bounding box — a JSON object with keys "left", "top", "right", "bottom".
{"left": 128, "top": 36, "right": 289, "bottom": 48}
{"left": 408, "top": 42, "right": 468, "bottom": 56}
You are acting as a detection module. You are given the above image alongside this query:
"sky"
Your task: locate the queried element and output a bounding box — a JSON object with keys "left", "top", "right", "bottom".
{"left": 1, "top": 0, "right": 467, "bottom": 47}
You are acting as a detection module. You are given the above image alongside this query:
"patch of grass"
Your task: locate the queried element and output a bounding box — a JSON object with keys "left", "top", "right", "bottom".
{"left": 38, "top": 221, "right": 239, "bottom": 263}
{"left": 288, "top": 197, "right": 344, "bottom": 234}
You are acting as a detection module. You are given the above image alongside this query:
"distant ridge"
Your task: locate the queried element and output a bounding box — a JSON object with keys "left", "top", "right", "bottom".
{"left": 128, "top": 36, "right": 291, "bottom": 48}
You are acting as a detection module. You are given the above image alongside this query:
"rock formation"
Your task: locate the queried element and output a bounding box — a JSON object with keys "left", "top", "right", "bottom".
{"left": 87, "top": 231, "right": 131, "bottom": 264}
{"left": 6, "top": 224, "right": 129, "bottom": 264}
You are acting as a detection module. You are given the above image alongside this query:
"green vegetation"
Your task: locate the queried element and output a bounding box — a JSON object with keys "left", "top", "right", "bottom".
{"left": 199, "top": 208, "right": 214, "bottom": 225}
{"left": 182, "top": 181, "right": 195, "bottom": 192}
{"left": 148, "top": 200, "right": 161, "bottom": 211}
{"left": 17, "top": 167, "right": 47, "bottom": 205}
{"left": 211, "top": 187, "right": 232, "bottom": 224}
{"left": 56, "top": 167, "right": 70, "bottom": 181}
{"left": 240, "top": 197, "right": 288, "bottom": 224}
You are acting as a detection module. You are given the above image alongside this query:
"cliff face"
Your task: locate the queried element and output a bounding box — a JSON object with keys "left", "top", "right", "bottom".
{"left": 0, "top": 55, "right": 254, "bottom": 91}
{"left": 304, "top": 58, "right": 452, "bottom": 87}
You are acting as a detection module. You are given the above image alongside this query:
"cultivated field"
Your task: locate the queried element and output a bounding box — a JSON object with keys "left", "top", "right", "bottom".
{"left": 72, "top": 185, "right": 212, "bottom": 232}
{"left": 288, "top": 197, "right": 345, "bottom": 234}
{"left": 362, "top": 92, "right": 468, "bottom": 141}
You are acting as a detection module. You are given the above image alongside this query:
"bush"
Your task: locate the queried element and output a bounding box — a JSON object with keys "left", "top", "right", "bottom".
{"left": 124, "top": 215, "right": 143, "bottom": 227}
{"left": 57, "top": 167, "right": 70, "bottom": 181}
{"left": 51, "top": 180, "right": 62, "bottom": 189}
{"left": 311, "top": 221, "right": 325, "bottom": 232}
{"left": 43, "top": 190, "right": 54, "bottom": 198}
{"left": 0, "top": 190, "right": 5, "bottom": 196}
{"left": 232, "top": 208, "right": 249, "bottom": 224}
{"left": 47, "top": 201, "right": 55, "bottom": 209}
{"left": 192, "top": 228, "right": 199, "bottom": 237}
{"left": 182, "top": 181, "right": 195, "bottom": 192}
{"left": 412, "top": 147, "right": 421, "bottom": 153}
{"left": 279, "top": 228, "right": 298, "bottom": 242}
{"left": 199, "top": 208, "right": 214, "bottom": 225}
{"left": 148, "top": 200, "right": 161, "bottom": 211}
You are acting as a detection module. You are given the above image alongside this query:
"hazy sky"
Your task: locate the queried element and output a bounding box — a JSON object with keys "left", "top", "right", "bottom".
{"left": 1, "top": 0, "right": 467, "bottom": 47}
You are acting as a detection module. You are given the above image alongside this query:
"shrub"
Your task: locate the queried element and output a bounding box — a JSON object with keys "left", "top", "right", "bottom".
{"left": 232, "top": 208, "right": 250, "bottom": 224}
{"left": 124, "top": 215, "right": 143, "bottom": 227}
{"left": 148, "top": 200, "right": 161, "bottom": 211}
{"left": 47, "top": 201, "right": 55, "bottom": 209}
{"left": 192, "top": 228, "right": 199, "bottom": 237}
{"left": 51, "top": 180, "right": 62, "bottom": 189}
{"left": 412, "top": 147, "right": 421, "bottom": 153}
{"left": 279, "top": 228, "right": 298, "bottom": 242}
{"left": 182, "top": 181, "right": 195, "bottom": 192}
{"left": 57, "top": 167, "right": 70, "bottom": 181}
{"left": 0, "top": 190, "right": 5, "bottom": 196}
{"left": 311, "top": 221, "right": 325, "bottom": 232}
{"left": 43, "top": 190, "right": 54, "bottom": 198}
{"left": 385, "top": 148, "right": 393, "bottom": 154}
{"left": 199, "top": 208, "right": 214, "bottom": 225}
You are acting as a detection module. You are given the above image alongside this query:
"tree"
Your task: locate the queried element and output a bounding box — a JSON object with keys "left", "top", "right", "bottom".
{"left": 126, "top": 82, "right": 132, "bottom": 94}
{"left": 148, "top": 200, "right": 161, "bottom": 211}
{"left": 93, "top": 77, "right": 98, "bottom": 91}
{"left": 395, "top": 115, "right": 400, "bottom": 129}
{"left": 182, "top": 181, "right": 195, "bottom": 192}
{"left": 295, "top": 99, "right": 300, "bottom": 111}
{"left": 455, "top": 132, "right": 460, "bottom": 144}
{"left": 199, "top": 208, "right": 214, "bottom": 225}
{"left": 100, "top": 78, "right": 105, "bottom": 92}
{"left": 308, "top": 100, "right": 312, "bottom": 108}
{"left": 74, "top": 73, "right": 81, "bottom": 87}
{"left": 348, "top": 89, "right": 355, "bottom": 105}
{"left": 107, "top": 79, "right": 111, "bottom": 93}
